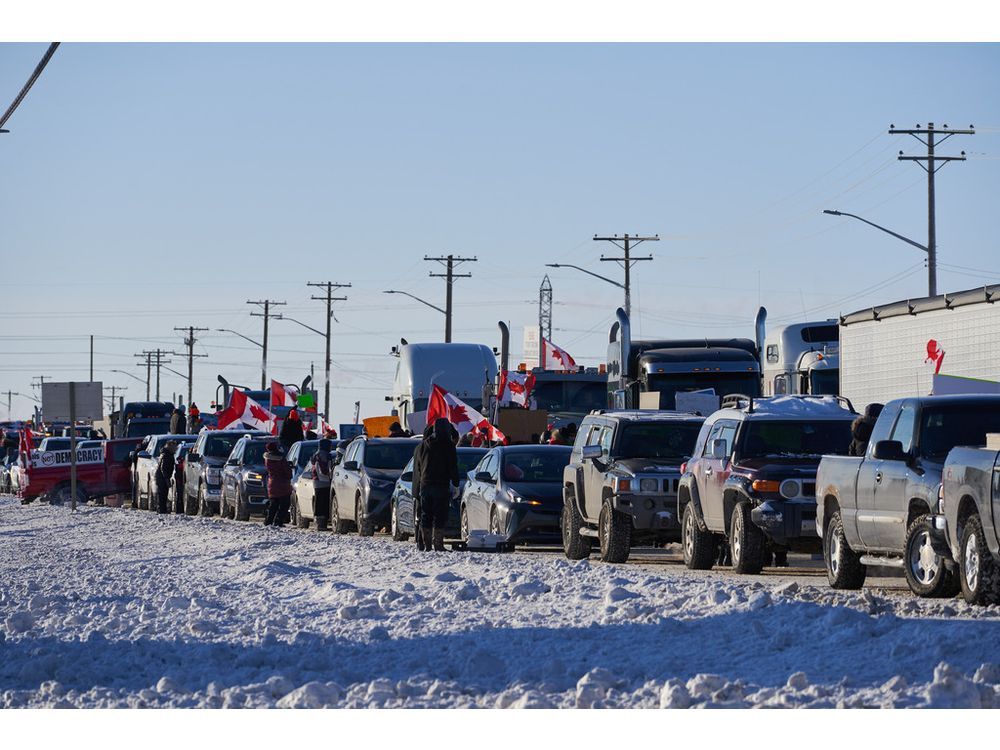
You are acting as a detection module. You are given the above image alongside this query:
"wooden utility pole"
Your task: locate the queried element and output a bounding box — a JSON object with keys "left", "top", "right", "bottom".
{"left": 425, "top": 254, "right": 477, "bottom": 343}
{"left": 173, "top": 326, "right": 208, "bottom": 407}
{"left": 593, "top": 234, "right": 658, "bottom": 317}
{"left": 308, "top": 281, "right": 351, "bottom": 420}
{"left": 248, "top": 300, "right": 286, "bottom": 389}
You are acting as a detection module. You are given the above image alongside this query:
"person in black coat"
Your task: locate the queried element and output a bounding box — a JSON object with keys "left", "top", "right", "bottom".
{"left": 279, "top": 409, "right": 305, "bottom": 451}
{"left": 410, "top": 424, "right": 434, "bottom": 551}
{"left": 848, "top": 403, "right": 884, "bottom": 457}
{"left": 154, "top": 441, "right": 177, "bottom": 514}
{"left": 169, "top": 408, "right": 184, "bottom": 435}
{"left": 414, "top": 418, "right": 460, "bottom": 552}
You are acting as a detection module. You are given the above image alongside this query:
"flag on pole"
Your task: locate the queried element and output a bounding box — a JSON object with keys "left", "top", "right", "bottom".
{"left": 427, "top": 384, "right": 507, "bottom": 444}
{"left": 541, "top": 337, "right": 577, "bottom": 372}
{"left": 270, "top": 380, "right": 300, "bottom": 408}
{"left": 217, "top": 389, "right": 278, "bottom": 433}
{"left": 497, "top": 370, "right": 536, "bottom": 408}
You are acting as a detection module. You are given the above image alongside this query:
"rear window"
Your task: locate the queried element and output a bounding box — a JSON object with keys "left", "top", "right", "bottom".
{"left": 919, "top": 405, "right": 1000, "bottom": 460}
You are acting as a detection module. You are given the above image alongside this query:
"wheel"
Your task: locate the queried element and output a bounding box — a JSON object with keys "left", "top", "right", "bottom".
{"left": 560, "top": 488, "right": 592, "bottom": 560}
{"left": 51, "top": 483, "right": 87, "bottom": 506}
{"left": 460, "top": 505, "right": 471, "bottom": 544}
{"left": 145, "top": 479, "right": 153, "bottom": 511}
{"left": 598, "top": 499, "right": 632, "bottom": 564}
{"left": 824, "top": 509, "right": 866, "bottom": 589}
{"left": 682, "top": 502, "right": 717, "bottom": 570}
{"left": 357, "top": 495, "right": 374, "bottom": 536}
{"left": 904, "top": 514, "right": 957, "bottom": 597}
{"left": 198, "top": 486, "right": 213, "bottom": 517}
{"left": 330, "top": 493, "right": 349, "bottom": 534}
{"left": 959, "top": 513, "right": 1000, "bottom": 605}
{"left": 235, "top": 487, "right": 250, "bottom": 522}
{"left": 730, "top": 501, "right": 765, "bottom": 574}
{"left": 291, "top": 493, "right": 307, "bottom": 529}
{"left": 184, "top": 487, "right": 197, "bottom": 516}
{"left": 391, "top": 500, "right": 409, "bottom": 541}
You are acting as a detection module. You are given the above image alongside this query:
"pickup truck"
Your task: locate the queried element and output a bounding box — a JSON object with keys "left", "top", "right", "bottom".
{"left": 816, "top": 394, "right": 1000, "bottom": 596}
{"left": 941, "top": 435, "right": 1000, "bottom": 605}
{"left": 20, "top": 438, "right": 141, "bottom": 505}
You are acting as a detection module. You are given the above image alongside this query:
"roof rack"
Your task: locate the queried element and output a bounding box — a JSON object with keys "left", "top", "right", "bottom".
{"left": 721, "top": 393, "right": 755, "bottom": 413}
{"left": 721, "top": 393, "right": 857, "bottom": 415}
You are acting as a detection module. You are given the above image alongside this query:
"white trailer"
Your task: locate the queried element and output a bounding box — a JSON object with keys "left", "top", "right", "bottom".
{"left": 839, "top": 284, "right": 1000, "bottom": 409}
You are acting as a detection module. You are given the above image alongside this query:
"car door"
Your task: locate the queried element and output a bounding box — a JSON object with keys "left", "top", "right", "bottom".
{"left": 465, "top": 451, "right": 493, "bottom": 529}
{"left": 700, "top": 420, "right": 738, "bottom": 530}
{"left": 333, "top": 440, "right": 355, "bottom": 506}
{"left": 397, "top": 457, "right": 415, "bottom": 531}
{"left": 853, "top": 402, "right": 899, "bottom": 549}
{"left": 582, "top": 425, "right": 609, "bottom": 521}
{"left": 223, "top": 442, "right": 242, "bottom": 505}
{"left": 344, "top": 441, "right": 364, "bottom": 521}
{"left": 873, "top": 402, "right": 917, "bottom": 551}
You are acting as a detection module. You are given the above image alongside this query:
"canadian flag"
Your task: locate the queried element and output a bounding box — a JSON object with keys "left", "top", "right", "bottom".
{"left": 217, "top": 389, "right": 278, "bottom": 433}
{"left": 271, "top": 380, "right": 299, "bottom": 408}
{"left": 541, "top": 337, "right": 577, "bottom": 372}
{"left": 925, "top": 340, "right": 946, "bottom": 375}
{"left": 427, "top": 384, "right": 507, "bottom": 444}
{"left": 497, "top": 370, "right": 536, "bottom": 408}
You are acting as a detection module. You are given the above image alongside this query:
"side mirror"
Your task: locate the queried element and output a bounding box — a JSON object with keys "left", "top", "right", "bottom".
{"left": 137, "top": 451, "right": 151, "bottom": 459}
{"left": 581, "top": 444, "right": 603, "bottom": 460}
{"left": 343, "top": 460, "right": 359, "bottom": 471}
{"left": 873, "top": 440, "right": 906, "bottom": 462}
{"left": 187, "top": 452, "right": 200, "bottom": 462}
{"left": 226, "top": 458, "right": 238, "bottom": 465}
{"left": 475, "top": 471, "right": 494, "bottom": 483}
{"left": 128, "top": 451, "right": 136, "bottom": 461}
{"left": 711, "top": 439, "right": 728, "bottom": 460}
{"left": 401, "top": 471, "right": 413, "bottom": 482}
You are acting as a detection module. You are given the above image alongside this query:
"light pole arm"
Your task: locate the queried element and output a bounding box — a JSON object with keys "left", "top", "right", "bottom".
{"left": 110, "top": 369, "right": 147, "bottom": 386}
{"left": 161, "top": 365, "right": 188, "bottom": 380}
{"left": 216, "top": 328, "right": 264, "bottom": 349}
{"left": 275, "top": 315, "right": 325, "bottom": 337}
{"left": 383, "top": 290, "right": 446, "bottom": 315}
{"left": 545, "top": 263, "right": 626, "bottom": 289}
{"left": 823, "top": 210, "right": 929, "bottom": 254}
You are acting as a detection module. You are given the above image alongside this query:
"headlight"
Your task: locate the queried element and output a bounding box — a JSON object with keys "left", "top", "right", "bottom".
{"left": 246, "top": 472, "right": 264, "bottom": 483}
{"left": 509, "top": 493, "right": 542, "bottom": 506}
{"left": 779, "top": 479, "right": 800, "bottom": 499}
{"left": 639, "top": 478, "right": 659, "bottom": 493}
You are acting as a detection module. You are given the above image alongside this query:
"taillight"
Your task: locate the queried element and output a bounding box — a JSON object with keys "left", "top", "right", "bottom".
{"left": 680, "top": 462, "right": 687, "bottom": 474}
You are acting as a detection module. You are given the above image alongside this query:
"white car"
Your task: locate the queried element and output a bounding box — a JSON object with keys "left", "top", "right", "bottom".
{"left": 134, "top": 433, "right": 198, "bottom": 510}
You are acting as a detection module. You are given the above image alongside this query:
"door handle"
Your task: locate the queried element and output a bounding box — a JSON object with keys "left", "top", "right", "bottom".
{"left": 875, "top": 471, "right": 883, "bottom": 484}
{"left": 705, "top": 467, "right": 713, "bottom": 476}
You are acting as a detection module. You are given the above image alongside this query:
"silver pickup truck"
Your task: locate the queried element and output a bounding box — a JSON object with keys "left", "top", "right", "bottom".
{"left": 816, "top": 395, "right": 1000, "bottom": 596}
{"left": 942, "top": 436, "right": 1000, "bottom": 605}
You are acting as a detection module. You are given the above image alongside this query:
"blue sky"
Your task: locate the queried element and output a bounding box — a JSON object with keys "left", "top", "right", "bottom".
{"left": 2, "top": 43, "right": 998, "bottom": 425}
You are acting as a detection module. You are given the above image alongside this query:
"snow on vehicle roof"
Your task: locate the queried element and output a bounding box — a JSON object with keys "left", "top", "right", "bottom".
{"left": 722, "top": 396, "right": 855, "bottom": 420}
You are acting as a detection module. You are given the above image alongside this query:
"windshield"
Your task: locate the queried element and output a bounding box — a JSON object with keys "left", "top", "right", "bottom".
{"left": 532, "top": 381, "right": 606, "bottom": 413}
{"left": 365, "top": 442, "right": 417, "bottom": 470}
{"left": 645, "top": 373, "right": 761, "bottom": 410}
{"left": 501, "top": 449, "right": 570, "bottom": 483}
{"left": 204, "top": 435, "right": 244, "bottom": 458}
{"left": 242, "top": 442, "right": 268, "bottom": 465}
{"left": 738, "top": 420, "right": 853, "bottom": 459}
{"left": 615, "top": 422, "right": 702, "bottom": 461}
{"left": 919, "top": 405, "right": 1000, "bottom": 460}
{"left": 126, "top": 420, "right": 170, "bottom": 438}
{"left": 809, "top": 369, "right": 839, "bottom": 396}
{"left": 457, "top": 449, "right": 487, "bottom": 475}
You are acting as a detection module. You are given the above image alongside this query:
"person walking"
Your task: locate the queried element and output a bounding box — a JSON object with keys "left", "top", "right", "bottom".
{"left": 310, "top": 438, "right": 334, "bottom": 531}
{"left": 415, "top": 418, "right": 459, "bottom": 552}
{"left": 169, "top": 407, "right": 184, "bottom": 435}
{"left": 280, "top": 409, "right": 305, "bottom": 451}
{"left": 154, "top": 440, "right": 177, "bottom": 514}
{"left": 187, "top": 404, "right": 202, "bottom": 433}
{"left": 410, "top": 424, "right": 434, "bottom": 551}
{"left": 263, "top": 441, "right": 292, "bottom": 527}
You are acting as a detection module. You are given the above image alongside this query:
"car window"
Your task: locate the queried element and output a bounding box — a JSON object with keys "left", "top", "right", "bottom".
{"left": 599, "top": 427, "right": 614, "bottom": 456}
{"left": 890, "top": 404, "right": 917, "bottom": 455}
{"left": 482, "top": 452, "right": 499, "bottom": 480}
{"left": 286, "top": 445, "right": 298, "bottom": 465}
{"left": 701, "top": 422, "right": 723, "bottom": 457}
{"left": 573, "top": 423, "right": 592, "bottom": 450}
{"left": 585, "top": 425, "right": 603, "bottom": 446}
{"left": 867, "top": 401, "right": 899, "bottom": 453}
{"left": 717, "top": 422, "right": 738, "bottom": 457}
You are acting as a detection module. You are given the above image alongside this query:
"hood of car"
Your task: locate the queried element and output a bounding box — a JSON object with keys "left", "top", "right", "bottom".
{"left": 612, "top": 458, "right": 684, "bottom": 476}
{"left": 366, "top": 468, "right": 401, "bottom": 482}
{"left": 732, "top": 457, "right": 821, "bottom": 476}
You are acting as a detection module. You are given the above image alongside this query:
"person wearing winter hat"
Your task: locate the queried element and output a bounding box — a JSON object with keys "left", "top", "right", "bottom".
{"left": 279, "top": 409, "right": 305, "bottom": 451}
{"left": 155, "top": 441, "right": 178, "bottom": 515}
{"left": 310, "top": 438, "right": 334, "bottom": 531}
{"left": 186, "top": 404, "right": 202, "bottom": 434}
{"left": 263, "top": 441, "right": 292, "bottom": 527}
{"left": 414, "top": 418, "right": 460, "bottom": 552}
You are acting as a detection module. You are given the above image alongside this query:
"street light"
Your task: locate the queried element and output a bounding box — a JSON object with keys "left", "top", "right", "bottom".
{"left": 275, "top": 314, "right": 325, "bottom": 337}
{"left": 215, "top": 328, "right": 263, "bottom": 348}
{"left": 110, "top": 369, "right": 146, "bottom": 386}
{"left": 823, "top": 209, "right": 933, "bottom": 296}
{"left": 544, "top": 263, "right": 625, "bottom": 290}
{"left": 383, "top": 290, "right": 447, "bottom": 315}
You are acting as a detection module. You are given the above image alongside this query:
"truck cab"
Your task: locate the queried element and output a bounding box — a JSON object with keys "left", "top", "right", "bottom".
{"left": 758, "top": 312, "right": 840, "bottom": 397}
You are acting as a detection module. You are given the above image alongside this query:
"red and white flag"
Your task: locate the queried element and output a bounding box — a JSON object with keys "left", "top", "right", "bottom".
{"left": 925, "top": 339, "right": 946, "bottom": 375}
{"left": 541, "top": 337, "right": 577, "bottom": 372}
{"left": 497, "top": 370, "right": 536, "bottom": 408}
{"left": 270, "top": 380, "right": 299, "bottom": 408}
{"left": 217, "top": 389, "right": 278, "bottom": 433}
{"left": 427, "top": 384, "right": 507, "bottom": 444}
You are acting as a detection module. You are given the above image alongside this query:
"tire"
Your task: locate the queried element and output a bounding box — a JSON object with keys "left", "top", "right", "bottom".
{"left": 330, "top": 493, "right": 349, "bottom": 534}
{"left": 235, "top": 487, "right": 250, "bottom": 522}
{"left": 460, "top": 505, "right": 471, "bottom": 544}
{"left": 824, "top": 509, "right": 866, "bottom": 589}
{"left": 730, "top": 501, "right": 765, "bottom": 574}
{"left": 682, "top": 502, "right": 717, "bottom": 570}
{"left": 904, "top": 514, "right": 957, "bottom": 598}
{"left": 51, "top": 483, "right": 87, "bottom": 507}
{"left": 291, "top": 493, "right": 308, "bottom": 529}
{"left": 598, "top": 499, "right": 632, "bottom": 564}
{"left": 561, "top": 488, "right": 592, "bottom": 560}
{"left": 391, "top": 500, "right": 409, "bottom": 541}
{"left": 959, "top": 513, "right": 1000, "bottom": 606}
{"left": 356, "top": 495, "right": 374, "bottom": 536}
{"left": 198, "top": 486, "right": 213, "bottom": 517}
{"left": 184, "top": 487, "right": 197, "bottom": 516}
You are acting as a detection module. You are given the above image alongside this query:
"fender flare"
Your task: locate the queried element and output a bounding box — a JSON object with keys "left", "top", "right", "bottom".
{"left": 677, "top": 477, "right": 708, "bottom": 531}
{"left": 564, "top": 475, "right": 587, "bottom": 520}
{"left": 722, "top": 486, "right": 752, "bottom": 537}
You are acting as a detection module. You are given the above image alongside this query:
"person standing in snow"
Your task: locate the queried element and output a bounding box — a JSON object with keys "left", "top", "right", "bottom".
{"left": 310, "top": 438, "right": 334, "bottom": 531}
{"left": 154, "top": 441, "right": 177, "bottom": 514}
{"left": 410, "top": 424, "right": 434, "bottom": 551}
{"left": 280, "top": 409, "right": 305, "bottom": 451}
{"left": 169, "top": 407, "right": 184, "bottom": 435}
{"left": 263, "top": 441, "right": 292, "bottom": 527}
{"left": 414, "top": 418, "right": 459, "bottom": 552}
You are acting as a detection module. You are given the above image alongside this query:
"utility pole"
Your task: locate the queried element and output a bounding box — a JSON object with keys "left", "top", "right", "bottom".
{"left": 889, "top": 122, "right": 974, "bottom": 297}
{"left": 425, "top": 254, "right": 477, "bottom": 343}
{"left": 308, "top": 281, "right": 351, "bottom": 420}
{"left": 173, "top": 326, "right": 208, "bottom": 407}
{"left": 89, "top": 335, "right": 94, "bottom": 382}
{"left": 539, "top": 275, "right": 553, "bottom": 341}
{"left": 248, "top": 299, "right": 286, "bottom": 389}
{"left": 103, "top": 385, "right": 127, "bottom": 414}
{"left": 135, "top": 349, "right": 174, "bottom": 401}
{"left": 593, "top": 234, "right": 658, "bottom": 317}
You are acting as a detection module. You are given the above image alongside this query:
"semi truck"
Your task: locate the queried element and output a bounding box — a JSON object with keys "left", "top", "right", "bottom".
{"left": 606, "top": 307, "right": 762, "bottom": 412}
{"left": 838, "top": 283, "right": 1000, "bottom": 409}
{"left": 757, "top": 308, "right": 840, "bottom": 397}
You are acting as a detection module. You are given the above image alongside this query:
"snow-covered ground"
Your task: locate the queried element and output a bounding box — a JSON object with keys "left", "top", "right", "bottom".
{"left": 3, "top": 495, "right": 1000, "bottom": 708}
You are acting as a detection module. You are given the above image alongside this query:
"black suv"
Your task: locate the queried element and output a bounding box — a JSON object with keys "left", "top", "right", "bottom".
{"left": 182, "top": 429, "right": 267, "bottom": 516}
{"left": 332, "top": 436, "right": 420, "bottom": 535}
{"left": 220, "top": 436, "right": 272, "bottom": 521}
{"left": 561, "top": 410, "right": 705, "bottom": 563}
{"left": 679, "top": 395, "right": 855, "bottom": 574}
